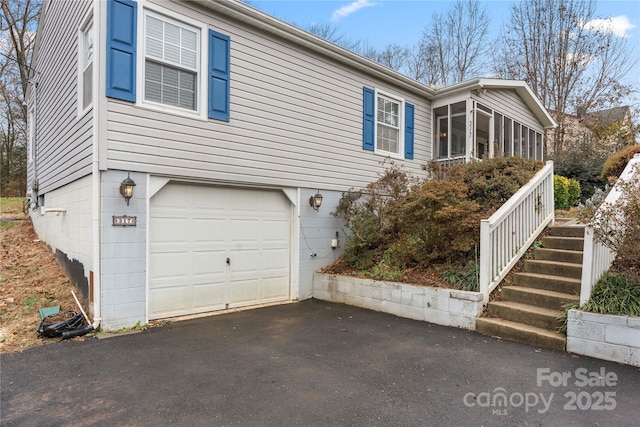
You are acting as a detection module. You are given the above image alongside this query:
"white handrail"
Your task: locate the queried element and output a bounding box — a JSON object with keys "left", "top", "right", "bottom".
{"left": 580, "top": 154, "right": 640, "bottom": 304}
{"left": 479, "top": 161, "right": 555, "bottom": 303}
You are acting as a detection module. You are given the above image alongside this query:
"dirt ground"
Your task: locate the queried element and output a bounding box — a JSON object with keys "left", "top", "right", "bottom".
{"left": 0, "top": 210, "right": 77, "bottom": 354}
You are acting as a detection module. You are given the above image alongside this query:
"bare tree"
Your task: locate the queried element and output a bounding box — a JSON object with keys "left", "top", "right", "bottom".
{"left": 1, "top": 0, "right": 41, "bottom": 195}
{"left": 422, "top": 0, "right": 491, "bottom": 85}
{"left": 305, "top": 22, "right": 360, "bottom": 52}
{"left": 494, "top": 0, "right": 638, "bottom": 152}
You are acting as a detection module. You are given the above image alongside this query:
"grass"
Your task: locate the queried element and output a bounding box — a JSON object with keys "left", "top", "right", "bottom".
{"left": 0, "top": 197, "right": 26, "bottom": 215}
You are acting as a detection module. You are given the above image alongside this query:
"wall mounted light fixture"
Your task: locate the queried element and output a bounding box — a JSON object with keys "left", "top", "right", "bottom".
{"left": 120, "top": 173, "right": 136, "bottom": 206}
{"left": 309, "top": 190, "right": 323, "bottom": 211}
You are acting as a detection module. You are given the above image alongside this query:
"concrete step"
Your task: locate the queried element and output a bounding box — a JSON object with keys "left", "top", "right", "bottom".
{"left": 475, "top": 317, "right": 566, "bottom": 350}
{"left": 502, "top": 286, "right": 579, "bottom": 310}
{"left": 524, "top": 259, "right": 583, "bottom": 279}
{"left": 487, "top": 301, "right": 562, "bottom": 330}
{"left": 512, "top": 272, "right": 581, "bottom": 294}
{"left": 542, "top": 236, "right": 584, "bottom": 251}
{"left": 548, "top": 226, "right": 585, "bottom": 238}
{"left": 534, "top": 247, "right": 583, "bottom": 264}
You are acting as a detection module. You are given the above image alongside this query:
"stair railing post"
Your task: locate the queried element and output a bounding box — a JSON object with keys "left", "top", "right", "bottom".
{"left": 480, "top": 219, "right": 491, "bottom": 304}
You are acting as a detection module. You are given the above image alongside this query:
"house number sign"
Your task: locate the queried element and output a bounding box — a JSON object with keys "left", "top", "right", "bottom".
{"left": 112, "top": 215, "right": 137, "bottom": 226}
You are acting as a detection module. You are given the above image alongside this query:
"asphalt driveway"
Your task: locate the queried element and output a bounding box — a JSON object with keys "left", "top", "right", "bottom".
{"left": 2, "top": 299, "right": 639, "bottom": 426}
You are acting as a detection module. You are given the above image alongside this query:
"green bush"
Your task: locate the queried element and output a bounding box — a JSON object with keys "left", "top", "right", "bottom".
{"left": 554, "top": 175, "right": 580, "bottom": 210}
{"left": 554, "top": 157, "right": 607, "bottom": 203}
{"left": 567, "top": 178, "right": 581, "bottom": 207}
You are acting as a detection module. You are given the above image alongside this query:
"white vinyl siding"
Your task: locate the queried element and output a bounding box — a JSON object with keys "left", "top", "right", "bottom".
{"left": 28, "top": 0, "right": 93, "bottom": 194}
{"left": 143, "top": 12, "right": 199, "bottom": 111}
{"left": 106, "top": 1, "right": 431, "bottom": 192}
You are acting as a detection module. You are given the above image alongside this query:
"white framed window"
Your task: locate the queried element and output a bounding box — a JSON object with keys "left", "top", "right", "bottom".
{"left": 27, "top": 108, "right": 35, "bottom": 164}
{"left": 142, "top": 10, "right": 200, "bottom": 112}
{"left": 78, "top": 14, "right": 93, "bottom": 114}
{"left": 375, "top": 91, "right": 404, "bottom": 157}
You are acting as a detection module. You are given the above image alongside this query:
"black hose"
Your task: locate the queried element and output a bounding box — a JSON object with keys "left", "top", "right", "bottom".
{"left": 61, "top": 325, "right": 95, "bottom": 339}
{"left": 37, "top": 311, "right": 87, "bottom": 338}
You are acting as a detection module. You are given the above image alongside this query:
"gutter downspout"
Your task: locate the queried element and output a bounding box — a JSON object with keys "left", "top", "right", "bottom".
{"left": 90, "top": 0, "right": 103, "bottom": 330}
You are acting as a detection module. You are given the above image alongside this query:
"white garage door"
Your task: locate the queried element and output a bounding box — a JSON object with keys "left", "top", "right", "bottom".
{"left": 149, "top": 183, "right": 291, "bottom": 319}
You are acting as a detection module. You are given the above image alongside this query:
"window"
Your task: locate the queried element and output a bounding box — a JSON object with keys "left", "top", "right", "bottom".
{"left": 79, "top": 16, "right": 93, "bottom": 112}
{"left": 143, "top": 12, "right": 199, "bottom": 111}
{"left": 376, "top": 94, "right": 402, "bottom": 155}
{"left": 27, "top": 108, "right": 35, "bottom": 164}
{"left": 435, "top": 101, "right": 466, "bottom": 159}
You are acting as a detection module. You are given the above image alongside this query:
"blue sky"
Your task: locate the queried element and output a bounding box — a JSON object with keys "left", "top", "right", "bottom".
{"left": 251, "top": 0, "right": 640, "bottom": 49}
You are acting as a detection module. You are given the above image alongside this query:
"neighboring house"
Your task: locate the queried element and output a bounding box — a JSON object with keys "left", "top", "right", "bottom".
{"left": 547, "top": 106, "right": 635, "bottom": 157}
{"left": 26, "top": 0, "right": 556, "bottom": 330}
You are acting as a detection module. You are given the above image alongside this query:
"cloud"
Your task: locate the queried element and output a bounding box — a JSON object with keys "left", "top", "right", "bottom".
{"left": 331, "top": 0, "right": 378, "bottom": 23}
{"left": 582, "top": 16, "right": 637, "bottom": 38}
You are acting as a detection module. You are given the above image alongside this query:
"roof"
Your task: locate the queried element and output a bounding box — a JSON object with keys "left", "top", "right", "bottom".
{"left": 433, "top": 78, "right": 557, "bottom": 129}
{"left": 584, "top": 106, "right": 631, "bottom": 127}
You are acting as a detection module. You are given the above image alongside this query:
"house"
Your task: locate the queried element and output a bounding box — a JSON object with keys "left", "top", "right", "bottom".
{"left": 26, "top": 0, "right": 556, "bottom": 330}
{"left": 546, "top": 106, "right": 635, "bottom": 157}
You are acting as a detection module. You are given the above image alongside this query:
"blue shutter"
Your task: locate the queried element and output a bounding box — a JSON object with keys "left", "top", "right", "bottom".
{"left": 106, "top": 0, "right": 137, "bottom": 102}
{"left": 208, "top": 30, "right": 231, "bottom": 121}
{"left": 404, "top": 102, "right": 414, "bottom": 160}
{"left": 362, "top": 87, "right": 375, "bottom": 151}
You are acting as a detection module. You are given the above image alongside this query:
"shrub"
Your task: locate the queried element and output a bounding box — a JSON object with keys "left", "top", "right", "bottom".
{"left": 552, "top": 142, "right": 609, "bottom": 203}
{"left": 601, "top": 145, "right": 640, "bottom": 181}
{"left": 558, "top": 272, "right": 640, "bottom": 334}
{"left": 439, "top": 261, "right": 479, "bottom": 292}
{"left": 582, "top": 273, "right": 640, "bottom": 316}
{"left": 554, "top": 175, "right": 580, "bottom": 210}
{"left": 584, "top": 167, "right": 640, "bottom": 279}
{"left": 447, "top": 157, "right": 544, "bottom": 208}
{"left": 334, "top": 158, "right": 543, "bottom": 277}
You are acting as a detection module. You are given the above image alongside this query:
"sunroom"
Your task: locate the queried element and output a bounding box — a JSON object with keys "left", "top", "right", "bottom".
{"left": 432, "top": 79, "right": 556, "bottom": 165}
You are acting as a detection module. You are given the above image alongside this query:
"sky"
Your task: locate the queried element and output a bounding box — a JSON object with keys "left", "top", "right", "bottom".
{"left": 251, "top": 0, "right": 640, "bottom": 48}
{"left": 250, "top": 0, "right": 640, "bottom": 105}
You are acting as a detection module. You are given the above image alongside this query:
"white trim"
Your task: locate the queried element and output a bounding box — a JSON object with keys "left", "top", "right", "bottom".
{"left": 27, "top": 107, "right": 35, "bottom": 164}
{"left": 77, "top": 10, "right": 94, "bottom": 118}
{"left": 135, "top": 0, "right": 208, "bottom": 120}
{"left": 373, "top": 88, "right": 405, "bottom": 159}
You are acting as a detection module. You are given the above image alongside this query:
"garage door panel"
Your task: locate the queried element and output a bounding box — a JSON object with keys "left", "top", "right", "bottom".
{"left": 229, "top": 249, "right": 260, "bottom": 273}
{"left": 193, "top": 251, "right": 226, "bottom": 276}
{"left": 149, "top": 286, "right": 191, "bottom": 317}
{"left": 150, "top": 252, "right": 190, "bottom": 281}
{"left": 193, "top": 186, "right": 228, "bottom": 211}
{"left": 230, "top": 220, "right": 259, "bottom": 243}
{"left": 150, "top": 218, "right": 190, "bottom": 244}
{"left": 150, "top": 183, "right": 291, "bottom": 319}
{"left": 263, "top": 276, "right": 289, "bottom": 299}
{"left": 230, "top": 279, "right": 259, "bottom": 305}
{"left": 262, "top": 249, "right": 289, "bottom": 271}
{"left": 262, "top": 219, "right": 290, "bottom": 241}
{"left": 193, "top": 218, "right": 227, "bottom": 243}
{"left": 192, "top": 283, "right": 227, "bottom": 309}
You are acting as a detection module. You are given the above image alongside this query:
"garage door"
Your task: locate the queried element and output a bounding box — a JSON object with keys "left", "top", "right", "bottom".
{"left": 149, "top": 183, "right": 291, "bottom": 319}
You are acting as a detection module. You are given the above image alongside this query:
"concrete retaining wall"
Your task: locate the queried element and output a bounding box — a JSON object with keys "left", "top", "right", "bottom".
{"left": 566, "top": 310, "right": 640, "bottom": 367}
{"left": 313, "top": 273, "right": 483, "bottom": 330}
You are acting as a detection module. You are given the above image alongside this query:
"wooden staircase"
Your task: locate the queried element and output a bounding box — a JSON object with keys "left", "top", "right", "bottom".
{"left": 476, "top": 222, "right": 584, "bottom": 350}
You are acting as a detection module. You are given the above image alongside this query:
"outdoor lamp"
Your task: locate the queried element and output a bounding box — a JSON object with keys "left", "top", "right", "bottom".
{"left": 120, "top": 173, "right": 136, "bottom": 206}
{"left": 309, "top": 190, "right": 323, "bottom": 211}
